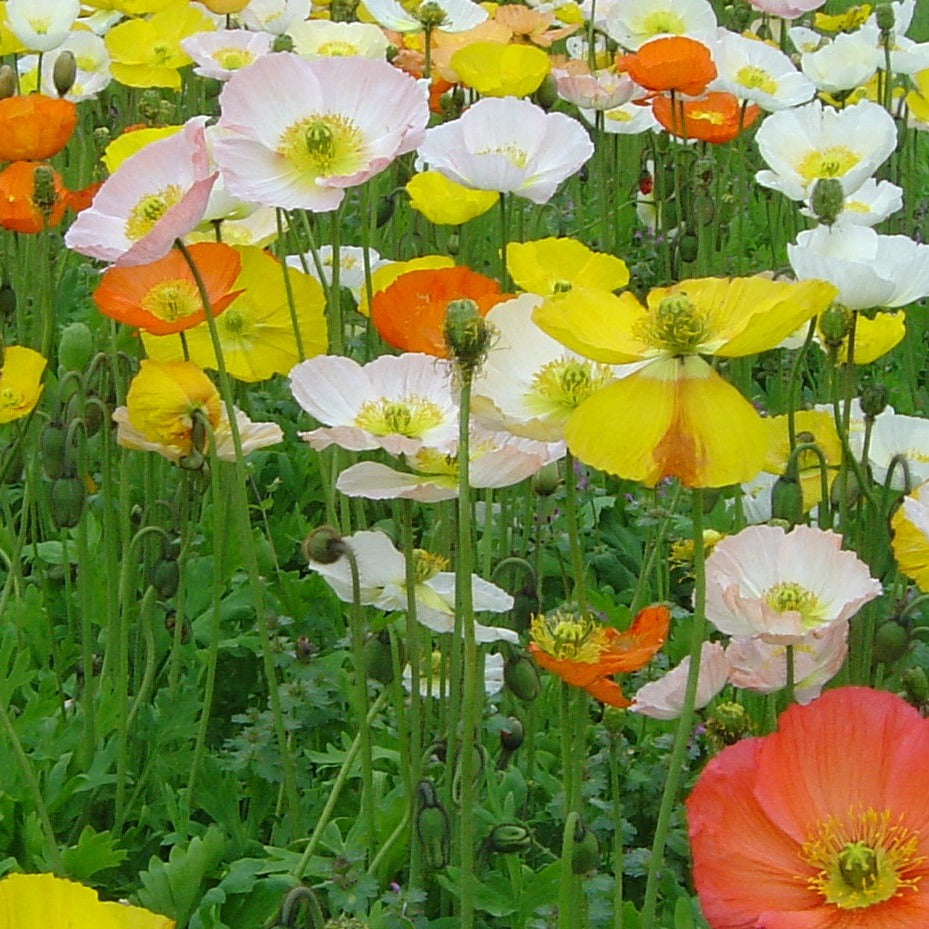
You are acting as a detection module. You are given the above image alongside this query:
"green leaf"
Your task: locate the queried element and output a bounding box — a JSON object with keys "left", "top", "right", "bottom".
{"left": 61, "top": 826, "right": 127, "bottom": 881}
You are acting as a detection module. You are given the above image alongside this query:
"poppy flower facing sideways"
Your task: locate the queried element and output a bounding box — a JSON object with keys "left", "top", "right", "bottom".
{"left": 617, "top": 36, "right": 717, "bottom": 96}
{"left": 652, "top": 92, "right": 761, "bottom": 144}
{"left": 0, "top": 94, "right": 77, "bottom": 162}
{"left": 93, "top": 242, "right": 243, "bottom": 335}
{"left": 687, "top": 686, "right": 929, "bottom": 928}
{"left": 0, "top": 162, "right": 69, "bottom": 233}
{"left": 529, "top": 605, "right": 670, "bottom": 707}
{"left": 371, "top": 265, "right": 511, "bottom": 357}
{"left": 0, "top": 345, "right": 46, "bottom": 425}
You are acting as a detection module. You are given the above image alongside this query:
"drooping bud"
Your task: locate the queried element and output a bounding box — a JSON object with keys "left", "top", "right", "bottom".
{"left": 149, "top": 558, "right": 180, "bottom": 600}
{"left": 809, "top": 177, "right": 845, "bottom": 226}
{"left": 0, "top": 282, "right": 15, "bottom": 320}
{"left": 50, "top": 475, "right": 86, "bottom": 529}
{"left": 504, "top": 653, "right": 541, "bottom": 702}
{"left": 58, "top": 322, "right": 94, "bottom": 372}
{"left": 53, "top": 51, "right": 78, "bottom": 98}
{"left": 40, "top": 424, "right": 68, "bottom": 480}
{"left": 302, "top": 525, "right": 347, "bottom": 565}
{"left": 570, "top": 821, "right": 599, "bottom": 874}
{"left": 488, "top": 822, "right": 532, "bottom": 854}
{"left": 819, "top": 302, "right": 853, "bottom": 349}
{"left": 499, "top": 716, "right": 524, "bottom": 752}
{"left": 770, "top": 472, "right": 804, "bottom": 526}
{"left": 363, "top": 630, "right": 397, "bottom": 684}
{"left": 444, "top": 298, "right": 492, "bottom": 375}
{"left": 859, "top": 381, "right": 889, "bottom": 420}
{"left": 415, "top": 779, "right": 451, "bottom": 870}
{"left": 677, "top": 231, "right": 699, "bottom": 263}
{"left": 872, "top": 621, "right": 908, "bottom": 665}
{"left": 375, "top": 193, "right": 396, "bottom": 228}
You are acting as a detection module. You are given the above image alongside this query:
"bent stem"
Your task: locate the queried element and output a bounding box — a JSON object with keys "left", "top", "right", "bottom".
{"left": 640, "top": 487, "right": 707, "bottom": 929}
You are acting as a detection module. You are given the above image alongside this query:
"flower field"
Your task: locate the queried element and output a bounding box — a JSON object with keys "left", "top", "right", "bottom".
{"left": 1, "top": 0, "right": 929, "bottom": 926}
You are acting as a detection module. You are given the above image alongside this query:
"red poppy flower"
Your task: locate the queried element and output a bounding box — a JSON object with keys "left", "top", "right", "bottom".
{"left": 652, "top": 91, "right": 761, "bottom": 144}
{"left": 0, "top": 162, "right": 69, "bottom": 233}
{"left": 617, "top": 36, "right": 717, "bottom": 96}
{"left": 0, "top": 95, "right": 78, "bottom": 163}
{"left": 687, "top": 687, "right": 929, "bottom": 928}
{"left": 371, "top": 265, "right": 512, "bottom": 357}
{"left": 93, "top": 243, "right": 243, "bottom": 335}
{"left": 529, "top": 605, "right": 670, "bottom": 707}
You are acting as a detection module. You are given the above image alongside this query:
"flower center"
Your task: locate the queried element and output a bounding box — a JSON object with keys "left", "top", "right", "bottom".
{"left": 279, "top": 114, "right": 368, "bottom": 179}
{"left": 354, "top": 396, "right": 445, "bottom": 437}
{"left": 763, "top": 581, "right": 822, "bottom": 621}
{"left": 214, "top": 47, "right": 255, "bottom": 70}
{"left": 736, "top": 65, "right": 777, "bottom": 95}
{"left": 411, "top": 446, "right": 460, "bottom": 477}
{"left": 412, "top": 549, "right": 449, "bottom": 583}
{"left": 221, "top": 310, "right": 245, "bottom": 334}
{"left": 125, "top": 185, "right": 184, "bottom": 241}
{"left": 530, "top": 611, "right": 608, "bottom": 662}
{"left": 802, "top": 809, "right": 924, "bottom": 910}
{"left": 0, "top": 386, "right": 23, "bottom": 411}
{"left": 798, "top": 146, "right": 860, "bottom": 182}
{"left": 638, "top": 294, "right": 709, "bottom": 355}
{"left": 640, "top": 11, "right": 685, "bottom": 35}
{"left": 689, "top": 107, "right": 725, "bottom": 125}
{"left": 527, "top": 356, "right": 613, "bottom": 414}
{"left": 316, "top": 40, "right": 361, "bottom": 56}
{"left": 477, "top": 144, "right": 530, "bottom": 169}
{"left": 140, "top": 279, "right": 202, "bottom": 322}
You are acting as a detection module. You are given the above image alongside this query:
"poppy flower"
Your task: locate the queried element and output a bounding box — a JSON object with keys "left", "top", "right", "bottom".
{"left": 630, "top": 641, "right": 729, "bottom": 720}
{"left": 0, "top": 872, "right": 174, "bottom": 929}
{"left": 371, "top": 265, "right": 511, "bottom": 357}
{"left": 617, "top": 36, "right": 717, "bottom": 96}
{"left": 605, "top": 0, "right": 717, "bottom": 51}
{"left": 529, "top": 605, "right": 670, "bottom": 707}
{"left": 687, "top": 686, "right": 929, "bottom": 928}
{"left": 0, "top": 94, "right": 77, "bottom": 162}
{"left": 0, "top": 345, "right": 46, "bottom": 424}
{"left": 93, "top": 243, "right": 242, "bottom": 336}
{"left": 0, "top": 162, "right": 69, "bottom": 233}
{"left": 652, "top": 91, "right": 760, "bottom": 144}
{"left": 892, "top": 479, "right": 929, "bottom": 592}
{"left": 450, "top": 42, "right": 551, "bottom": 97}
{"left": 405, "top": 171, "right": 497, "bottom": 225}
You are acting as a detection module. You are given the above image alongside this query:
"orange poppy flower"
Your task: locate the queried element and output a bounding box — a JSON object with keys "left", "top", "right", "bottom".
{"left": 652, "top": 91, "right": 761, "bottom": 144}
{"left": 617, "top": 36, "right": 717, "bottom": 96}
{"left": 371, "top": 265, "right": 512, "bottom": 357}
{"left": 0, "top": 162, "right": 69, "bottom": 233}
{"left": 0, "top": 95, "right": 78, "bottom": 163}
{"left": 687, "top": 687, "right": 929, "bottom": 928}
{"left": 529, "top": 605, "right": 670, "bottom": 707}
{"left": 93, "top": 243, "right": 243, "bottom": 336}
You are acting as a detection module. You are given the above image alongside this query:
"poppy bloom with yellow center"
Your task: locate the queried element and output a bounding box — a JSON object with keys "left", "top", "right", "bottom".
{"left": 93, "top": 243, "right": 242, "bottom": 336}
{"left": 0, "top": 345, "right": 46, "bottom": 424}
{"left": 617, "top": 36, "right": 717, "bottom": 96}
{"left": 687, "top": 687, "right": 929, "bottom": 928}
{"left": 652, "top": 91, "right": 760, "bottom": 144}
{"left": 529, "top": 605, "right": 670, "bottom": 707}
{"left": 533, "top": 276, "right": 837, "bottom": 487}
{"left": 0, "top": 94, "right": 77, "bottom": 162}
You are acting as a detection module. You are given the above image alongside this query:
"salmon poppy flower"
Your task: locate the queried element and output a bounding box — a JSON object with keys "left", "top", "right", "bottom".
{"left": 529, "top": 605, "right": 670, "bottom": 707}
{"left": 0, "top": 94, "right": 77, "bottom": 163}
{"left": 371, "top": 266, "right": 511, "bottom": 357}
{"left": 687, "top": 686, "right": 929, "bottom": 928}
{"left": 93, "top": 243, "right": 242, "bottom": 336}
{"left": 0, "top": 162, "right": 69, "bottom": 232}
{"left": 652, "top": 91, "right": 761, "bottom": 144}
{"left": 617, "top": 36, "right": 717, "bottom": 96}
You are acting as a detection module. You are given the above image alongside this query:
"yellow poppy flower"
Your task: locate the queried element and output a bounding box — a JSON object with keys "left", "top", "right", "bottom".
{"left": 892, "top": 480, "right": 929, "bottom": 592}
{"left": 823, "top": 310, "right": 906, "bottom": 365}
{"left": 907, "top": 69, "right": 929, "bottom": 126}
{"left": 0, "top": 872, "right": 174, "bottom": 928}
{"left": 506, "top": 237, "right": 629, "bottom": 295}
{"left": 533, "top": 276, "right": 837, "bottom": 487}
{"left": 406, "top": 171, "right": 497, "bottom": 225}
{"left": 357, "top": 254, "right": 455, "bottom": 317}
{"left": 813, "top": 5, "right": 872, "bottom": 32}
{"left": 0, "top": 345, "right": 46, "bottom": 425}
{"left": 83, "top": 0, "right": 175, "bottom": 11}
{"left": 105, "top": 1, "right": 213, "bottom": 89}
{"left": 0, "top": 6, "right": 25, "bottom": 55}
{"left": 103, "top": 126, "right": 181, "bottom": 175}
{"left": 143, "top": 247, "right": 328, "bottom": 382}
{"left": 126, "top": 359, "right": 221, "bottom": 454}
{"left": 450, "top": 41, "right": 550, "bottom": 97}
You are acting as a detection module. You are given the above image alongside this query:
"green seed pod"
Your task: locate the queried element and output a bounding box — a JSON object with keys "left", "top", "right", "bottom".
{"left": 809, "top": 177, "right": 845, "bottom": 226}
{"left": 872, "top": 621, "right": 908, "bottom": 665}
{"left": 488, "top": 822, "right": 532, "bottom": 854}
{"left": 444, "top": 298, "right": 492, "bottom": 374}
{"left": 875, "top": 2, "right": 895, "bottom": 34}
{"left": 571, "top": 822, "right": 599, "bottom": 875}
{"left": 859, "top": 382, "right": 889, "bottom": 420}
{"left": 40, "top": 424, "right": 68, "bottom": 480}
{"left": 415, "top": 780, "right": 450, "bottom": 870}
{"left": 705, "top": 700, "right": 752, "bottom": 749}
{"left": 504, "top": 653, "right": 541, "bottom": 702}
{"left": 58, "top": 322, "right": 93, "bottom": 372}
{"left": 819, "top": 302, "right": 853, "bottom": 348}
{"left": 50, "top": 475, "right": 85, "bottom": 529}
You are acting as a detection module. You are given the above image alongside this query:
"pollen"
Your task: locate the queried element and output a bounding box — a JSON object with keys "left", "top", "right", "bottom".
{"left": 640, "top": 11, "right": 686, "bottom": 35}
{"left": 412, "top": 549, "right": 450, "bottom": 583}
{"left": 736, "top": 65, "right": 777, "bottom": 95}
{"left": 527, "top": 356, "right": 613, "bottom": 415}
{"left": 802, "top": 808, "right": 924, "bottom": 910}
{"left": 477, "top": 144, "right": 530, "bottom": 169}
{"left": 530, "top": 610, "right": 608, "bottom": 663}
{"left": 638, "top": 293, "right": 710, "bottom": 355}
{"left": 763, "top": 580, "right": 823, "bottom": 624}
{"left": 279, "top": 113, "right": 368, "bottom": 179}
{"left": 124, "top": 185, "right": 184, "bottom": 242}
{"left": 140, "top": 279, "right": 202, "bottom": 322}
{"left": 354, "top": 396, "right": 445, "bottom": 437}
{"left": 213, "top": 47, "right": 256, "bottom": 70}
{"left": 798, "top": 146, "right": 860, "bottom": 183}
{"left": 316, "top": 40, "right": 361, "bottom": 56}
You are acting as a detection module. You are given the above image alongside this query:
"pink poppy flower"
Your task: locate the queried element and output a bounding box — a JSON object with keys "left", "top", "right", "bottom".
{"left": 629, "top": 642, "right": 729, "bottom": 720}
{"left": 747, "top": 0, "right": 825, "bottom": 18}
{"left": 214, "top": 53, "right": 429, "bottom": 212}
{"left": 64, "top": 117, "right": 217, "bottom": 267}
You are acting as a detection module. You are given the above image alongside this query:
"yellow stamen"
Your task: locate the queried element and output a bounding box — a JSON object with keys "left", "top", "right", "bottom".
{"left": 637, "top": 294, "right": 710, "bottom": 355}
{"left": 279, "top": 114, "right": 368, "bottom": 178}
{"left": 798, "top": 147, "right": 860, "bottom": 182}
{"left": 527, "top": 356, "right": 613, "bottom": 414}
{"left": 530, "top": 610, "right": 607, "bottom": 662}
{"left": 354, "top": 396, "right": 445, "bottom": 437}
{"left": 412, "top": 549, "right": 449, "bottom": 583}
{"left": 736, "top": 65, "right": 777, "bottom": 95}
{"left": 125, "top": 185, "right": 184, "bottom": 242}
{"left": 213, "top": 47, "right": 255, "bottom": 70}
{"left": 140, "top": 279, "right": 202, "bottom": 323}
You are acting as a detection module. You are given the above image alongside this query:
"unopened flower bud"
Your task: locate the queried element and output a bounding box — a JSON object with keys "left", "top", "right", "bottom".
{"left": 53, "top": 51, "right": 77, "bottom": 98}
{"left": 872, "top": 621, "right": 908, "bottom": 665}
{"left": 272, "top": 33, "right": 295, "bottom": 53}
{"left": 444, "top": 298, "right": 492, "bottom": 374}
{"left": 533, "top": 73, "right": 558, "bottom": 110}
{"left": 488, "top": 822, "right": 532, "bottom": 854}
{"left": 50, "top": 475, "right": 85, "bottom": 529}
{"left": 363, "top": 630, "right": 398, "bottom": 684}
{"left": 504, "top": 653, "right": 541, "bottom": 702}
{"left": 830, "top": 467, "right": 865, "bottom": 509}
{"left": 571, "top": 822, "right": 599, "bottom": 874}
{"left": 809, "top": 177, "right": 845, "bottom": 226}
{"left": 41, "top": 424, "right": 68, "bottom": 480}
{"left": 331, "top": 0, "right": 360, "bottom": 20}
{"left": 770, "top": 472, "right": 804, "bottom": 526}
{"left": 302, "top": 525, "right": 347, "bottom": 565}
{"left": 149, "top": 557, "right": 180, "bottom": 600}
{"left": 446, "top": 233, "right": 460, "bottom": 256}
{"left": 415, "top": 779, "right": 450, "bottom": 870}
{"left": 819, "top": 302, "right": 853, "bottom": 349}
{"left": 499, "top": 716, "right": 524, "bottom": 752}
{"left": 58, "top": 322, "right": 93, "bottom": 372}
{"left": 677, "top": 231, "right": 699, "bottom": 263}
{"left": 0, "top": 66, "right": 15, "bottom": 100}
{"left": 531, "top": 461, "right": 560, "bottom": 496}
{"left": 859, "top": 382, "right": 888, "bottom": 420}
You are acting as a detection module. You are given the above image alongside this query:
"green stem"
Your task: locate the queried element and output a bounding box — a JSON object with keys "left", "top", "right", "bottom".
{"left": 563, "top": 451, "right": 588, "bottom": 615}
